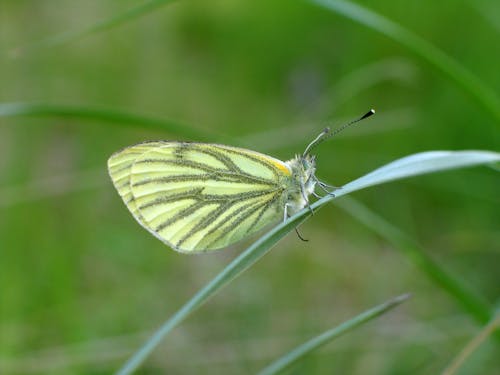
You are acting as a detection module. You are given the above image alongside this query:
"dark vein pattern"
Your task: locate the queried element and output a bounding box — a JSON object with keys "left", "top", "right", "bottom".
{"left": 108, "top": 141, "right": 292, "bottom": 252}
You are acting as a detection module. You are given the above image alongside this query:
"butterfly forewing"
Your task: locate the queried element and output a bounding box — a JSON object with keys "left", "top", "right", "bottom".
{"left": 108, "top": 142, "right": 292, "bottom": 252}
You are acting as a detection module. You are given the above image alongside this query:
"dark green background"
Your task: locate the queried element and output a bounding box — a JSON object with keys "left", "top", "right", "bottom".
{"left": 1, "top": 1, "right": 499, "bottom": 373}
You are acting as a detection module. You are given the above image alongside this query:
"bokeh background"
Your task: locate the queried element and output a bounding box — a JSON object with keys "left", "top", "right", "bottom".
{"left": 1, "top": 1, "right": 499, "bottom": 374}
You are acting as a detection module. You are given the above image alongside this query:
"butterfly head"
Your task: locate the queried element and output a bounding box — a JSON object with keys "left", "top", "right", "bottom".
{"left": 284, "top": 109, "right": 375, "bottom": 217}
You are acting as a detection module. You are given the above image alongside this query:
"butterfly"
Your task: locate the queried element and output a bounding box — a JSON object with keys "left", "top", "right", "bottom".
{"left": 107, "top": 110, "right": 374, "bottom": 253}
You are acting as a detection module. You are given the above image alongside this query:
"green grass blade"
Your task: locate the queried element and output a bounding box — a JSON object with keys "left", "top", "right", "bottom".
{"left": 336, "top": 197, "right": 492, "bottom": 324}
{"left": 116, "top": 209, "right": 311, "bottom": 375}
{"left": 441, "top": 310, "right": 500, "bottom": 375}
{"left": 116, "top": 149, "right": 498, "bottom": 373}
{"left": 0, "top": 102, "right": 219, "bottom": 141}
{"left": 335, "top": 150, "right": 500, "bottom": 196}
{"left": 0, "top": 168, "right": 105, "bottom": 207}
{"left": 310, "top": 0, "right": 500, "bottom": 121}
{"left": 10, "top": 0, "right": 178, "bottom": 56}
{"left": 257, "top": 294, "right": 411, "bottom": 375}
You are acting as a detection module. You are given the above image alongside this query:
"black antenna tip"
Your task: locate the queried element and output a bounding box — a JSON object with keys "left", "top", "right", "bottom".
{"left": 303, "top": 109, "right": 375, "bottom": 155}
{"left": 360, "top": 109, "right": 375, "bottom": 120}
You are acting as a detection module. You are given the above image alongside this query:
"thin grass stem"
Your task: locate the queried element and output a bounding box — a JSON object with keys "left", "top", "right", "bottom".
{"left": 310, "top": 0, "right": 500, "bottom": 121}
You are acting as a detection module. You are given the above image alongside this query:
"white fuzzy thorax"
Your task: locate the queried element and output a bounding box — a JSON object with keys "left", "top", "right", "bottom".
{"left": 284, "top": 154, "right": 317, "bottom": 217}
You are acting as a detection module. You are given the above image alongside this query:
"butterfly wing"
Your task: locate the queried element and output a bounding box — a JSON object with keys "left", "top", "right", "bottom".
{"left": 108, "top": 141, "right": 291, "bottom": 252}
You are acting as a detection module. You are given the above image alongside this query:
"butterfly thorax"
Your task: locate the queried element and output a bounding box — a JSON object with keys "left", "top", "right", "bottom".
{"left": 283, "top": 154, "right": 317, "bottom": 216}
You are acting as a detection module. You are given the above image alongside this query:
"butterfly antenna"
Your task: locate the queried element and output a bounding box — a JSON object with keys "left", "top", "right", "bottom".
{"left": 303, "top": 109, "right": 375, "bottom": 156}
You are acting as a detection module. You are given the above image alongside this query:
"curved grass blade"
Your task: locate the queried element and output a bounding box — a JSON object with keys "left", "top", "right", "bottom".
{"left": 116, "top": 149, "right": 499, "bottom": 374}
{"left": 318, "top": 57, "right": 416, "bottom": 120}
{"left": 463, "top": 0, "right": 500, "bottom": 35}
{"left": 0, "top": 102, "right": 219, "bottom": 141}
{"left": 0, "top": 168, "right": 105, "bottom": 207}
{"left": 116, "top": 204, "right": 311, "bottom": 375}
{"left": 336, "top": 197, "right": 492, "bottom": 324}
{"left": 441, "top": 310, "right": 500, "bottom": 375}
{"left": 10, "top": 0, "right": 178, "bottom": 56}
{"left": 310, "top": 0, "right": 500, "bottom": 122}
{"left": 258, "top": 294, "right": 411, "bottom": 375}
{"left": 336, "top": 150, "right": 500, "bottom": 197}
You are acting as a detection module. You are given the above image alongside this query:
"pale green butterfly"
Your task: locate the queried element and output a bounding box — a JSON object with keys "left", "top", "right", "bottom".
{"left": 108, "top": 110, "right": 374, "bottom": 253}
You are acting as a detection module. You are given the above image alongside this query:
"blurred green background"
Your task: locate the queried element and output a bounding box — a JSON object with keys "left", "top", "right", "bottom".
{"left": 1, "top": 0, "right": 499, "bottom": 374}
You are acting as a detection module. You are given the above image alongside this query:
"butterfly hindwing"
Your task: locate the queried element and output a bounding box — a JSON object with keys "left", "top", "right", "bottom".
{"left": 108, "top": 142, "right": 292, "bottom": 252}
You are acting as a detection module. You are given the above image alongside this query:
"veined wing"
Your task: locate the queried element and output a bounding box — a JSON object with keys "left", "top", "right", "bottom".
{"left": 108, "top": 141, "right": 292, "bottom": 252}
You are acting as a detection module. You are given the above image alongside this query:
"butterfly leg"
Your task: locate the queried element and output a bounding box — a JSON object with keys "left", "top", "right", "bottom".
{"left": 302, "top": 189, "right": 314, "bottom": 215}
{"left": 316, "top": 181, "right": 338, "bottom": 197}
{"left": 312, "top": 191, "right": 323, "bottom": 198}
{"left": 286, "top": 199, "right": 309, "bottom": 242}
{"left": 295, "top": 227, "right": 309, "bottom": 242}
{"left": 319, "top": 181, "right": 340, "bottom": 189}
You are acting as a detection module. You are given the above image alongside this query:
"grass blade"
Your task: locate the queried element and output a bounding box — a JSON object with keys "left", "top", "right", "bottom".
{"left": 0, "top": 168, "right": 105, "bottom": 207}
{"left": 10, "top": 0, "right": 178, "bottom": 56}
{"left": 0, "top": 102, "right": 220, "bottom": 141}
{"left": 257, "top": 294, "right": 411, "bottom": 375}
{"left": 310, "top": 0, "right": 500, "bottom": 121}
{"left": 336, "top": 197, "right": 492, "bottom": 324}
{"left": 116, "top": 208, "right": 311, "bottom": 375}
{"left": 116, "top": 149, "right": 498, "bottom": 374}
{"left": 441, "top": 310, "right": 500, "bottom": 375}
{"left": 336, "top": 150, "right": 500, "bottom": 197}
